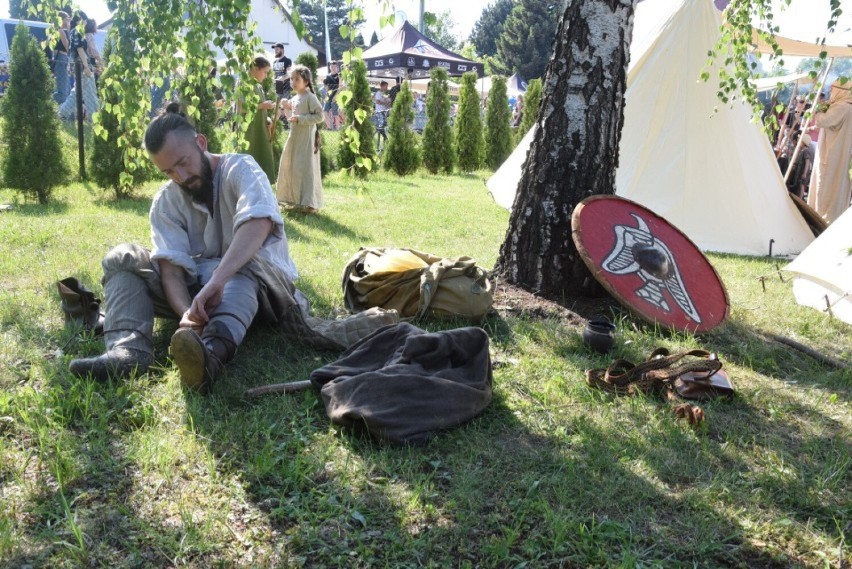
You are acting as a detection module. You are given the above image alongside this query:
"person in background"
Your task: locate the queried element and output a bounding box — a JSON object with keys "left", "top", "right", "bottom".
{"left": 373, "top": 80, "right": 392, "bottom": 148}
{"left": 786, "top": 133, "right": 814, "bottom": 199}
{"left": 807, "top": 81, "right": 852, "bottom": 222}
{"left": 57, "top": 12, "right": 100, "bottom": 121}
{"left": 52, "top": 11, "right": 71, "bottom": 104}
{"left": 276, "top": 65, "right": 324, "bottom": 214}
{"left": 84, "top": 17, "right": 103, "bottom": 81}
{"left": 323, "top": 61, "right": 341, "bottom": 130}
{"left": 242, "top": 55, "right": 277, "bottom": 182}
{"left": 512, "top": 94, "right": 524, "bottom": 128}
{"left": 776, "top": 97, "right": 806, "bottom": 156}
{"left": 271, "top": 42, "right": 292, "bottom": 100}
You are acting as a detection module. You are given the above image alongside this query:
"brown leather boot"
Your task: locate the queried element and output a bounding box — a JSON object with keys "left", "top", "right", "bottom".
{"left": 169, "top": 322, "right": 236, "bottom": 394}
{"left": 58, "top": 277, "right": 105, "bottom": 335}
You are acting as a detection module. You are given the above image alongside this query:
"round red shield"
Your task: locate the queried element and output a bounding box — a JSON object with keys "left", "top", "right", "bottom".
{"left": 572, "top": 196, "right": 729, "bottom": 333}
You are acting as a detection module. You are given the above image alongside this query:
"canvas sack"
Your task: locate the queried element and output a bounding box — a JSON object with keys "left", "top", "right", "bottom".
{"left": 342, "top": 247, "right": 493, "bottom": 320}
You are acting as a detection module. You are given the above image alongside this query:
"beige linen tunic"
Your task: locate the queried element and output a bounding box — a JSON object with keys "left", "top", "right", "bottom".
{"left": 151, "top": 153, "right": 298, "bottom": 283}
{"left": 807, "top": 101, "right": 852, "bottom": 223}
{"left": 276, "top": 91, "right": 324, "bottom": 209}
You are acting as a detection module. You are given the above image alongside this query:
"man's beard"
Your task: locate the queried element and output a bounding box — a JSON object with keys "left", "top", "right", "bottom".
{"left": 179, "top": 150, "right": 214, "bottom": 206}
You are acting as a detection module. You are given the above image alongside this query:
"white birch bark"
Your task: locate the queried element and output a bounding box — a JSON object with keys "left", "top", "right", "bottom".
{"left": 496, "top": 0, "right": 636, "bottom": 298}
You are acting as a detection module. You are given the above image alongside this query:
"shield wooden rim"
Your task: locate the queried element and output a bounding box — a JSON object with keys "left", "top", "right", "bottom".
{"left": 571, "top": 195, "right": 730, "bottom": 333}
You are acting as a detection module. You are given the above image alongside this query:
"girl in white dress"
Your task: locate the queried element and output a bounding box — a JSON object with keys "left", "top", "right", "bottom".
{"left": 276, "top": 65, "right": 324, "bottom": 213}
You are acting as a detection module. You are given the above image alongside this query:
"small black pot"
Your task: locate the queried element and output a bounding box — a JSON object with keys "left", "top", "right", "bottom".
{"left": 583, "top": 319, "right": 616, "bottom": 353}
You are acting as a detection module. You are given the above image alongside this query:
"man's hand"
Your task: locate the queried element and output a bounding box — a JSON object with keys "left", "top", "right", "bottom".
{"left": 182, "top": 277, "right": 225, "bottom": 329}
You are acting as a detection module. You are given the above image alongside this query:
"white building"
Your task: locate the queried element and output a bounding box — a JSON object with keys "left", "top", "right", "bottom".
{"left": 100, "top": 0, "right": 322, "bottom": 64}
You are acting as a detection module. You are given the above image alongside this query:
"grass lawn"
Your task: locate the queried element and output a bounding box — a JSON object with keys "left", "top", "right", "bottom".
{"left": 0, "top": 166, "right": 849, "bottom": 568}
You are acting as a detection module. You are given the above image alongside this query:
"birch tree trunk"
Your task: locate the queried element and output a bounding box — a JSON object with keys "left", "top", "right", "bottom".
{"left": 495, "top": 0, "right": 636, "bottom": 298}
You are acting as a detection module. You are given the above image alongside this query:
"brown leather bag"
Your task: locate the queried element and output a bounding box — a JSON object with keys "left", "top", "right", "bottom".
{"left": 341, "top": 247, "right": 494, "bottom": 320}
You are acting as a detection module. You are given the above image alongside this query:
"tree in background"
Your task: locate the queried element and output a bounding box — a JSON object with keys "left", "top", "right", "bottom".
{"left": 293, "top": 51, "right": 317, "bottom": 82}
{"left": 423, "top": 11, "right": 461, "bottom": 52}
{"left": 495, "top": 0, "right": 632, "bottom": 297}
{"left": 295, "top": 0, "right": 364, "bottom": 61}
{"left": 422, "top": 67, "right": 454, "bottom": 174}
{"left": 1, "top": 23, "right": 68, "bottom": 204}
{"left": 516, "top": 77, "right": 541, "bottom": 141}
{"left": 469, "top": 0, "right": 514, "bottom": 57}
{"left": 484, "top": 75, "right": 512, "bottom": 169}
{"left": 369, "top": 31, "right": 379, "bottom": 47}
{"left": 90, "top": 37, "right": 153, "bottom": 198}
{"left": 173, "top": 34, "right": 222, "bottom": 154}
{"left": 455, "top": 71, "right": 484, "bottom": 173}
{"left": 495, "top": 0, "right": 561, "bottom": 80}
{"left": 8, "top": 0, "right": 47, "bottom": 20}
{"left": 337, "top": 59, "right": 376, "bottom": 178}
{"left": 383, "top": 83, "right": 420, "bottom": 176}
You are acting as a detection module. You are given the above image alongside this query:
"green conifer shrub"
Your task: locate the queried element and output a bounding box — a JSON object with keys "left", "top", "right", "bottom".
{"left": 295, "top": 52, "right": 319, "bottom": 83}
{"left": 421, "top": 67, "right": 454, "bottom": 174}
{"left": 0, "top": 23, "right": 69, "bottom": 204}
{"left": 485, "top": 75, "right": 512, "bottom": 169}
{"left": 337, "top": 59, "right": 376, "bottom": 178}
{"left": 455, "top": 71, "right": 484, "bottom": 173}
{"left": 516, "top": 77, "right": 541, "bottom": 143}
{"left": 175, "top": 54, "right": 222, "bottom": 154}
{"left": 90, "top": 37, "right": 154, "bottom": 198}
{"left": 383, "top": 83, "right": 421, "bottom": 175}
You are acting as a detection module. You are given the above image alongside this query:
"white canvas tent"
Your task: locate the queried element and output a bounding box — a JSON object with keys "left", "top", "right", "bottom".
{"left": 487, "top": 0, "right": 815, "bottom": 256}
{"left": 753, "top": 72, "right": 813, "bottom": 93}
{"left": 784, "top": 207, "right": 852, "bottom": 324}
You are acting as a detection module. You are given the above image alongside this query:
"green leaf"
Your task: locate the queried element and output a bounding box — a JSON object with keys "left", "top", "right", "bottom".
{"left": 354, "top": 108, "right": 367, "bottom": 124}
{"left": 338, "top": 90, "right": 353, "bottom": 108}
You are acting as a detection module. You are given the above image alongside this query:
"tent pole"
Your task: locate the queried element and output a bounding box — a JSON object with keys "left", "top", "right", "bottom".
{"left": 323, "top": 0, "right": 333, "bottom": 64}
{"left": 783, "top": 57, "right": 834, "bottom": 186}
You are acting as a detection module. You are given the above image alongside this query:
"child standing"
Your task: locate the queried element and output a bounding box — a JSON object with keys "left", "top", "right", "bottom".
{"left": 276, "top": 65, "right": 324, "bottom": 213}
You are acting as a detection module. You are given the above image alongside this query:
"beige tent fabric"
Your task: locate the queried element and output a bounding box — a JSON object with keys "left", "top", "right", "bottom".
{"left": 807, "top": 100, "right": 852, "bottom": 223}
{"left": 487, "top": 0, "right": 815, "bottom": 256}
{"left": 785, "top": 206, "right": 852, "bottom": 324}
{"left": 749, "top": 30, "right": 852, "bottom": 58}
{"left": 752, "top": 72, "right": 813, "bottom": 93}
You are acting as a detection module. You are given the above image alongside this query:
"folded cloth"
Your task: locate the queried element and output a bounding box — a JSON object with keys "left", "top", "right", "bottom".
{"left": 310, "top": 322, "right": 493, "bottom": 445}
{"left": 243, "top": 256, "right": 398, "bottom": 351}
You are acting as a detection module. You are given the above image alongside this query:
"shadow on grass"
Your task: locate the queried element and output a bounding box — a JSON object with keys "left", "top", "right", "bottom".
{"left": 177, "top": 369, "right": 806, "bottom": 566}
{"left": 281, "top": 208, "right": 367, "bottom": 242}
{"left": 0, "top": 200, "right": 70, "bottom": 216}
{"left": 94, "top": 193, "right": 154, "bottom": 215}
{"left": 703, "top": 319, "right": 852, "bottom": 390}
{"left": 3, "top": 301, "right": 842, "bottom": 566}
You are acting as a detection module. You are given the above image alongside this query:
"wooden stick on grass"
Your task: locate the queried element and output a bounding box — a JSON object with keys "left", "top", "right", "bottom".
{"left": 244, "top": 380, "right": 313, "bottom": 398}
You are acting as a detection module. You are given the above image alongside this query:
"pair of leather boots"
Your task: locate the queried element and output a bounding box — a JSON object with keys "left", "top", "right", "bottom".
{"left": 57, "top": 277, "right": 105, "bottom": 335}
{"left": 68, "top": 320, "right": 235, "bottom": 395}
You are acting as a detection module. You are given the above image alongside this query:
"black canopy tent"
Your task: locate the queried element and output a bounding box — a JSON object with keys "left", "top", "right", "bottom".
{"left": 362, "top": 20, "right": 483, "bottom": 79}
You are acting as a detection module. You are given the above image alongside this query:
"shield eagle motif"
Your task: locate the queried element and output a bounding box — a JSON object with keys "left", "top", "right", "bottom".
{"left": 572, "top": 196, "right": 729, "bottom": 333}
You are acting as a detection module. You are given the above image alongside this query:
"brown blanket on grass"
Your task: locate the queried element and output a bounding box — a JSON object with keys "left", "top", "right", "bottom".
{"left": 310, "top": 322, "right": 493, "bottom": 445}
